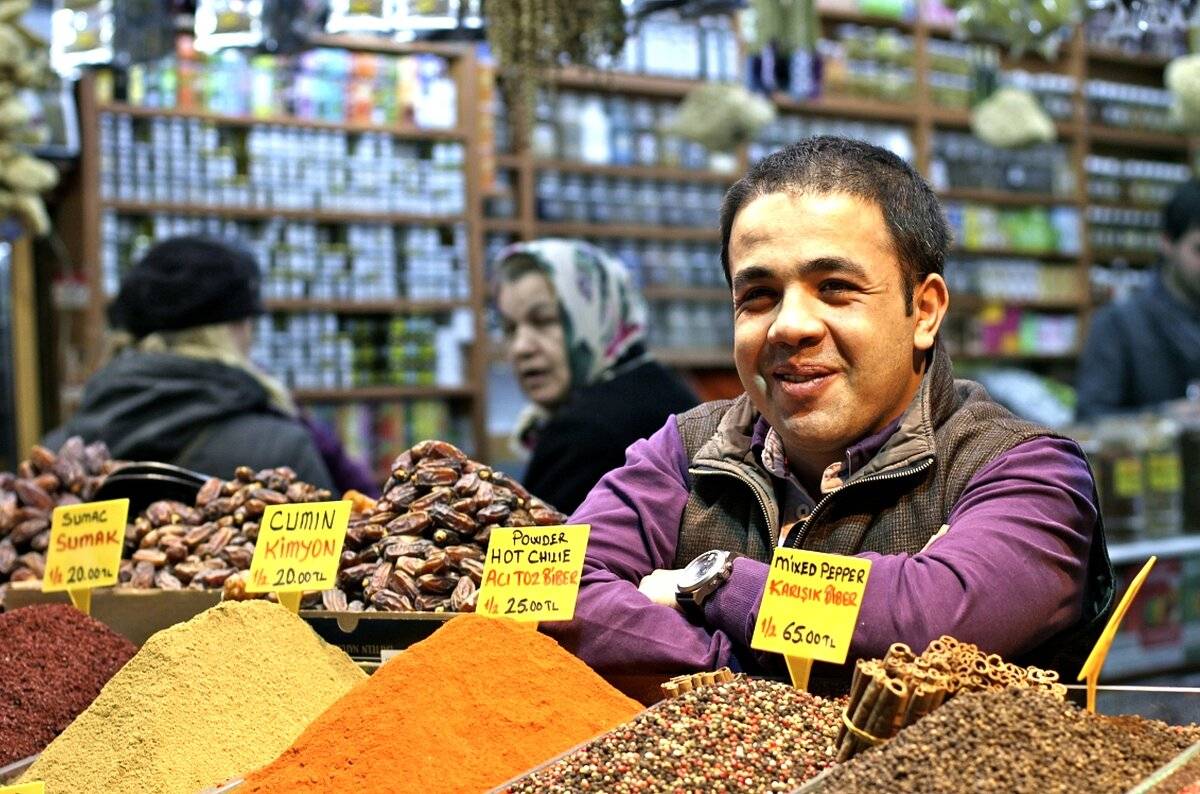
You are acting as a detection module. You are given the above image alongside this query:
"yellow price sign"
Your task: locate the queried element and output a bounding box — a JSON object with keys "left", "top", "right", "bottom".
{"left": 246, "top": 501, "right": 351, "bottom": 612}
{"left": 43, "top": 499, "right": 129, "bottom": 613}
{"left": 477, "top": 525, "right": 590, "bottom": 622}
{"left": 0, "top": 782, "right": 44, "bottom": 794}
{"left": 751, "top": 548, "right": 872, "bottom": 666}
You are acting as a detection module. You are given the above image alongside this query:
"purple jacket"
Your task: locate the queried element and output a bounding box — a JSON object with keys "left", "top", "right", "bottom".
{"left": 544, "top": 413, "right": 1098, "bottom": 680}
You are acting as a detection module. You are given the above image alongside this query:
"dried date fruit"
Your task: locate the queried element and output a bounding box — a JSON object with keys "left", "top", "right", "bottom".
{"left": 10, "top": 517, "right": 48, "bottom": 545}
{"left": 460, "top": 558, "right": 485, "bottom": 584}
{"left": 395, "top": 557, "right": 425, "bottom": 577}
{"left": 450, "top": 576, "right": 476, "bottom": 611}
{"left": 386, "top": 483, "right": 419, "bottom": 508}
{"left": 0, "top": 540, "right": 15, "bottom": 575}
{"left": 476, "top": 502, "right": 511, "bottom": 525}
{"left": 130, "top": 561, "right": 156, "bottom": 588}
{"left": 371, "top": 589, "right": 412, "bottom": 612}
{"left": 418, "top": 550, "right": 448, "bottom": 575}
{"left": 445, "top": 545, "right": 484, "bottom": 564}
{"left": 388, "top": 569, "right": 420, "bottom": 601}
{"left": 28, "top": 445, "right": 56, "bottom": 472}
{"left": 386, "top": 510, "right": 431, "bottom": 536}
{"left": 432, "top": 528, "right": 462, "bottom": 547}
{"left": 410, "top": 487, "right": 453, "bottom": 512}
{"left": 454, "top": 472, "right": 482, "bottom": 497}
{"left": 428, "top": 503, "right": 476, "bottom": 535}
{"left": 132, "top": 549, "right": 168, "bottom": 567}
{"left": 418, "top": 574, "right": 458, "bottom": 594}
{"left": 155, "top": 569, "right": 183, "bottom": 590}
{"left": 322, "top": 588, "right": 349, "bottom": 611}
{"left": 196, "top": 477, "right": 223, "bottom": 507}
{"left": 413, "top": 466, "right": 459, "bottom": 488}
{"left": 507, "top": 509, "right": 536, "bottom": 527}
{"left": 13, "top": 480, "right": 54, "bottom": 511}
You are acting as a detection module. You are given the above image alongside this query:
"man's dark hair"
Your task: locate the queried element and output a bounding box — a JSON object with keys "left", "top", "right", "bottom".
{"left": 719, "top": 136, "right": 950, "bottom": 312}
{"left": 1163, "top": 179, "right": 1200, "bottom": 242}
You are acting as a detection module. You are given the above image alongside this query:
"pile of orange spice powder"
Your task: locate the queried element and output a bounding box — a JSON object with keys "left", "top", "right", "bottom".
{"left": 241, "top": 614, "right": 642, "bottom": 793}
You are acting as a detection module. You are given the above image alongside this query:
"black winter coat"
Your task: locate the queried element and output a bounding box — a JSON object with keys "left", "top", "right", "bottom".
{"left": 521, "top": 358, "right": 699, "bottom": 515}
{"left": 44, "top": 352, "right": 335, "bottom": 489}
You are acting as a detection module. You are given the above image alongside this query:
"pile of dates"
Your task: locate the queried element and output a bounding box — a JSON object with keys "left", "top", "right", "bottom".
{"left": 121, "top": 465, "right": 332, "bottom": 590}
{"left": 325, "top": 439, "right": 568, "bottom": 613}
{"left": 0, "top": 437, "right": 119, "bottom": 602}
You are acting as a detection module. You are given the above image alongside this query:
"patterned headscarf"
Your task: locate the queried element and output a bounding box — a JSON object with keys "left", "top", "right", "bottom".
{"left": 493, "top": 238, "right": 648, "bottom": 390}
{"left": 493, "top": 239, "right": 649, "bottom": 454}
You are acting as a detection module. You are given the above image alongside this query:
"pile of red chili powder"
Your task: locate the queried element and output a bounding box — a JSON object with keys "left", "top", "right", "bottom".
{"left": 241, "top": 615, "right": 643, "bottom": 793}
{"left": 0, "top": 604, "right": 136, "bottom": 764}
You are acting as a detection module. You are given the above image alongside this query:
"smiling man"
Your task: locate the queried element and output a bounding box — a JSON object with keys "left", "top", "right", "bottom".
{"left": 544, "top": 137, "right": 1114, "bottom": 695}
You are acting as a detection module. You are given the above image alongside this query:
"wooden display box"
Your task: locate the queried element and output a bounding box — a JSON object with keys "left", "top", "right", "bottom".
{"left": 4, "top": 583, "right": 222, "bottom": 646}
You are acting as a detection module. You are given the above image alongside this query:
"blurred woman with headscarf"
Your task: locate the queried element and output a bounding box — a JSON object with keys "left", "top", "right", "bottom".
{"left": 493, "top": 239, "right": 699, "bottom": 515}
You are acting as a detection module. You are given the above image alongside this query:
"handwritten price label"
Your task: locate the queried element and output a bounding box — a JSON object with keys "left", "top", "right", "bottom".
{"left": 43, "top": 499, "right": 129, "bottom": 593}
{"left": 477, "top": 525, "right": 590, "bottom": 622}
{"left": 751, "top": 548, "right": 871, "bottom": 665}
{"left": 246, "top": 501, "right": 350, "bottom": 595}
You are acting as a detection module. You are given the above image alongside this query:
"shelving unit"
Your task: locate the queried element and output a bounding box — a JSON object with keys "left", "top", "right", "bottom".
{"left": 59, "top": 39, "right": 492, "bottom": 472}
{"left": 483, "top": 8, "right": 1197, "bottom": 377}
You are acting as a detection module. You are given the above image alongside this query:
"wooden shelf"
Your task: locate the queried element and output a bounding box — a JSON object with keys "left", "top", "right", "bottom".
{"left": 494, "top": 153, "right": 523, "bottom": 170}
{"left": 643, "top": 285, "right": 730, "bottom": 302}
{"left": 951, "top": 246, "right": 1080, "bottom": 261}
{"left": 534, "top": 159, "right": 737, "bottom": 184}
{"left": 102, "top": 200, "right": 464, "bottom": 226}
{"left": 294, "top": 385, "right": 475, "bottom": 402}
{"left": 774, "top": 92, "right": 917, "bottom": 123}
{"left": 265, "top": 299, "right": 469, "bottom": 314}
{"left": 816, "top": 5, "right": 916, "bottom": 32}
{"left": 1091, "top": 249, "right": 1159, "bottom": 266}
{"left": 1088, "top": 125, "right": 1191, "bottom": 152}
{"left": 939, "top": 187, "right": 1077, "bottom": 206}
{"left": 1087, "top": 198, "right": 1165, "bottom": 212}
{"left": 535, "top": 221, "right": 719, "bottom": 241}
{"left": 930, "top": 106, "right": 1078, "bottom": 137}
{"left": 482, "top": 218, "right": 524, "bottom": 234}
{"left": 1086, "top": 46, "right": 1173, "bottom": 69}
{"left": 952, "top": 350, "right": 1079, "bottom": 363}
{"left": 548, "top": 67, "right": 701, "bottom": 98}
{"left": 308, "top": 33, "right": 470, "bottom": 59}
{"left": 98, "top": 103, "right": 466, "bottom": 140}
{"left": 654, "top": 348, "right": 735, "bottom": 368}
{"left": 953, "top": 294, "right": 1087, "bottom": 312}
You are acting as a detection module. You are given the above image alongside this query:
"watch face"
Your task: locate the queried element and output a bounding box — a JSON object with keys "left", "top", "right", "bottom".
{"left": 680, "top": 550, "right": 723, "bottom": 590}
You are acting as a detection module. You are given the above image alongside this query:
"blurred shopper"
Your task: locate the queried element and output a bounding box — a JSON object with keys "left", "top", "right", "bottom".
{"left": 1077, "top": 180, "right": 1200, "bottom": 420}
{"left": 45, "top": 236, "right": 373, "bottom": 493}
{"left": 493, "top": 239, "right": 699, "bottom": 514}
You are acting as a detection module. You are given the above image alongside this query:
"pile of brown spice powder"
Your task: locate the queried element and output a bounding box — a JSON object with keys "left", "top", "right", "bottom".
{"left": 0, "top": 604, "right": 136, "bottom": 765}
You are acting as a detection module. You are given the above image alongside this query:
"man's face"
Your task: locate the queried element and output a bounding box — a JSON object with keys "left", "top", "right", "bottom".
{"left": 496, "top": 271, "right": 572, "bottom": 410}
{"left": 1164, "top": 228, "right": 1200, "bottom": 298}
{"left": 729, "top": 191, "right": 944, "bottom": 467}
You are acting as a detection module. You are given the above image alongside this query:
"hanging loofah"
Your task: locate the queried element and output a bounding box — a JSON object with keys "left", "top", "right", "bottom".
{"left": 946, "top": 0, "right": 1080, "bottom": 60}
{"left": 667, "top": 83, "right": 776, "bottom": 152}
{"left": 970, "top": 87, "right": 1056, "bottom": 148}
{"left": 1166, "top": 54, "right": 1200, "bottom": 134}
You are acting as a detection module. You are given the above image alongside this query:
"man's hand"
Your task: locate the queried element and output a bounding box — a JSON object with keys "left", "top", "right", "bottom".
{"left": 639, "top": 568, "right": 686, "bottom": 611}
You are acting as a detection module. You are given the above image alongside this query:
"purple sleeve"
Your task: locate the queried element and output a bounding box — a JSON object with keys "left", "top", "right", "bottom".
{"left": 543, "top": 416, "right": 737, "bottom": 675}
{"left": 703, "top": 436, "right": 1098, "bottom": 660}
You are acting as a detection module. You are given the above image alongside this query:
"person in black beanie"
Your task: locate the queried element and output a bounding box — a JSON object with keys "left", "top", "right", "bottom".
{"left": 44, "top": 236, "right": 350, "bottom": 490}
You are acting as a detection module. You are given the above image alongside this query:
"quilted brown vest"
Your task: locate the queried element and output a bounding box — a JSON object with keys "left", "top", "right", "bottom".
{"left": 672, "top": 347, "right": 1114, "bottom": 675}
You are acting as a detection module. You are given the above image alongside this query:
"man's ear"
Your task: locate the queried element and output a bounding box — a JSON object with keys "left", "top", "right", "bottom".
{"left": 912, "top": 273, "right": 949, "bottom": 352}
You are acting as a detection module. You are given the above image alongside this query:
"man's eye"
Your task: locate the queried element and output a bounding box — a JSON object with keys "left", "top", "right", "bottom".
{"left": 736, "top": 287, "right": 773, "bottom": 306}
{"left": 500, "top": 322, "right": 516, "bottom": 337}
{"left": 820, "top": 280, "right": 857, "bottom": 294}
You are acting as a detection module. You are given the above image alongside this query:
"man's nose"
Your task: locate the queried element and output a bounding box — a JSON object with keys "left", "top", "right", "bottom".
{"left": 766, "top": 288, "right": 825, "bottom": 348}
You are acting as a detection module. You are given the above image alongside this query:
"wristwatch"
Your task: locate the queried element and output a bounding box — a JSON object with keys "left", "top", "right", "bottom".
{"left": 675, "top": 549, "right": 741, "bottom": 617}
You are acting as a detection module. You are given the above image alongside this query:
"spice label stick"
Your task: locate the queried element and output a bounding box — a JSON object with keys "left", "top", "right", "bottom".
{"left": 43, "top": 498, "right": 129, "bottom": 614}
{"left": 1078, "top": 555, "right": 1157, "bottom": 714}
{"left": 477, "top": 525, "right": 590, "bottom": 623}
{"left": 246, "top": 500, "right": 351, "bottom": 610}
{"left": 0, "top": 783, "right": 44, "bottom": 794}
{"left": 751, "top": 548, "right": 872, "bottom": 670}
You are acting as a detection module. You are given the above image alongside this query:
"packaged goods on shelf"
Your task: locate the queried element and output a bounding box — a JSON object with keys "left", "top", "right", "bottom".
{"left": 929, "top": 132, "right": 1075, "bottom": 196}
{"left": 1086, "top": 5, "right": 1193, "bottom": 58}
{"left": 943, "top": 306, "right": 1079, "bottom": 358}
{"left": 252, "top": 309, "right": 472, "bottom": 390}
{"left": 604, "top": 12, "right": 739, "bottom": 82}
{"left": 535, "top": 170, "right": 724, "bottom": 228}
{"left": 814, "top": 687, "right": 1200, "bottom": 793}
{"left": 328, "top": 439, "right": 568, "bottom": 613}
{"left": 98, "top": 112, "right": 466, "bottom": 214}
{"left": 818, "top": 24, "right": 917, "bottom": 104}
{"left": 1074, "top": 410, "right": 1193, "bottom": 542}
{"left": 945, "top": 257, "right": 1082, "bottom": 304}
{"left": 751, "top": 116, "right": 913, "bottom": 164}
{"left": 1088, "top": 205, "right": 1163, "bottom": 255}
{"left": 600, "top": 238, "right": 724, "bottom": 290}
{"left": 1086, "top": 155, "right": 1191, "bottom": 206}
{"left": 0, "top": 604, "right": 136, "bottom": 766}
{"left": 0, "top": 437, "right": 120, "bottom": 605}
{"left": 21, "top": 600, "right": 365, "bottom": 794}
{"left": 240, "top": 614, "right": 642, "bottom": 793}
{"left": 944, "top": 202, "right": 1081, "bottom": 256}
{"left": 1087, "top": 80, "right": 1176, "bottom": 132}
{"left": 123, "top": 45, "right": 456, "bottom": 128}
{"left": 646, "top": 300, "right": 734, "bottom": 351}
{"left": 1090, "top": 262, "right": 1157, "bottom": 303}
{"left": 506, "top": 678, "right": 844, "bottom": 793}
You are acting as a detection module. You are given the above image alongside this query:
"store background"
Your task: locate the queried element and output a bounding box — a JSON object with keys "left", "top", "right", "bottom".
{"left": 2, "top": 0, "right": 1200, "bottom": 683}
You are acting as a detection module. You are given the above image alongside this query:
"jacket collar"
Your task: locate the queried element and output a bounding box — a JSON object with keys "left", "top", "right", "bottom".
{"left": 694, "top": 344, "right": 956, "bottom": 480}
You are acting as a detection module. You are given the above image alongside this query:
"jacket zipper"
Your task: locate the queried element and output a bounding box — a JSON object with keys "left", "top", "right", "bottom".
{"left": 787, "top": 457, "right": 935, "bottom": 549}
{"left": 690, "top": 466, "right": 778, "bottom": 545}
